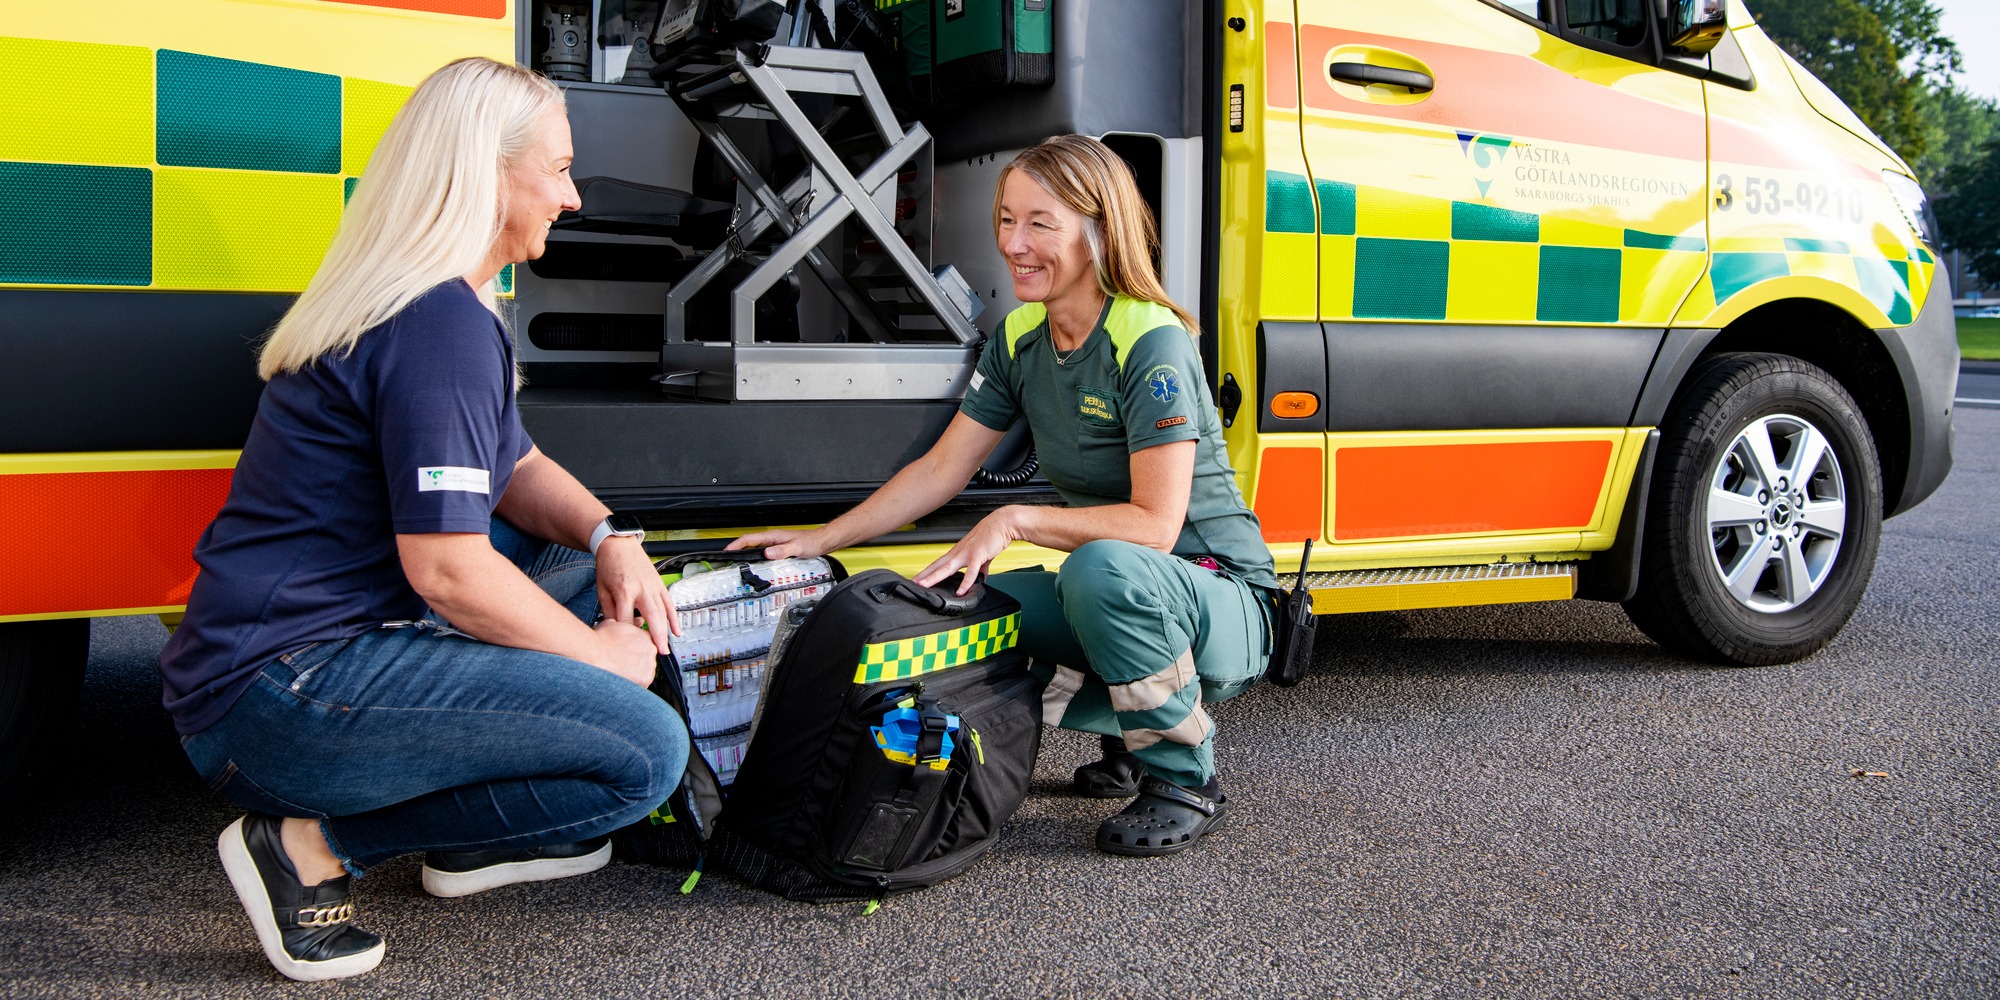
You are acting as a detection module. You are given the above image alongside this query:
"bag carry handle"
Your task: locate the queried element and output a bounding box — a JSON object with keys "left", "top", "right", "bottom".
{"left": 654, "top": 547, "right": 846, "bottom": 584}
{"left": 653, "top": 549, "right": 770, "bottom": 574}
{"left": 880, "top": 577, "right": 983, "bottom": 617}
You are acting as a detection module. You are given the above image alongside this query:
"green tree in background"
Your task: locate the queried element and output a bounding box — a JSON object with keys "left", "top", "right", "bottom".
{"left": 1939, "top": 139, "right": 2000, "bottom": 282}
{"left": 1749, "top": 0, "right": 1958, "bottom": 166}
{"left": 1919, "top": 87, "right": 1999, "bottom": 291}
{"left": 1750, "top": 0, "right": 2000, "bottom": 286}
{"left": 1913, "top": 85, "right": 1999, "bottom": 187}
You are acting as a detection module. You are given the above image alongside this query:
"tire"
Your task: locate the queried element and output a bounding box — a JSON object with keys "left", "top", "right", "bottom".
{"left": 1623, "top": 353, "right": 1883, "bottom": 665}
{"left": 0, "top": 619, "right": 90, "bottom": 805}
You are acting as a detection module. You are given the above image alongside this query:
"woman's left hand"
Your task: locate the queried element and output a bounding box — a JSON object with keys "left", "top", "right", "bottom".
{"left": 595, "top": 536, "right": 680, "bottom": 653}
{"left": 914, "top": 507, "right": 1024, "bottom": 595}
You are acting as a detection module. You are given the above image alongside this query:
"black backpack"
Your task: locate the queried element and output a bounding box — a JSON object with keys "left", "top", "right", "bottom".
{"left": 620, "top": 564, "right": 1042, "bottom": 902}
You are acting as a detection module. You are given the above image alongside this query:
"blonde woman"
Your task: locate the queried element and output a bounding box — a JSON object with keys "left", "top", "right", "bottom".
{"left": 734, "top": 134, "right": 1277, "bottom": 857}
{"left": 160, "top": 57, "right": 687, "bottom": 982}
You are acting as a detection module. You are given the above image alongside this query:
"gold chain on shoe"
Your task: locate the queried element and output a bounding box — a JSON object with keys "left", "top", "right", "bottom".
{"left": 294, "top": 902, "right": 355, "bottom": 928}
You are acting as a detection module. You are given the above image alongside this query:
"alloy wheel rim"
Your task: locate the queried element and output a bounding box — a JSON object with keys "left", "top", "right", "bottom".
{"left": 1703, "top": 414, "right": 1847, "bottom": 613}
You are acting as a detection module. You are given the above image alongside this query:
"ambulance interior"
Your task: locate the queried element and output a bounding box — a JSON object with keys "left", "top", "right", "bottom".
{"left": 508, "top": 1, "right": 1203, "bottom": 543}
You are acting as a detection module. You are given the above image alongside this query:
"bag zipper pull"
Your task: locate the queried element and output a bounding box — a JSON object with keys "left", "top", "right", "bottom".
{"left": 970, "top": 727, "right": 984, "bottom": 765}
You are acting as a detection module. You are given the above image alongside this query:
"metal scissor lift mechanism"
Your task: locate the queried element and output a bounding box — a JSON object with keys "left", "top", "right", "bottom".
{"left": 659, "top": 44, "right": 979, "bottom": 402}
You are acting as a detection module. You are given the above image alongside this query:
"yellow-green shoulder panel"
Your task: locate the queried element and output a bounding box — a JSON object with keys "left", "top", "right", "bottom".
{"left": 1003, "top": 302, "right": 1048, "bottom": 357}
{"left": 1105, "top": 296, "right": 1186, "bottom": 369}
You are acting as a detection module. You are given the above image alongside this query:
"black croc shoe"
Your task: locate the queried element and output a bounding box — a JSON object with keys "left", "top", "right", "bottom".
{"left": 1073, "top": 735, "right": 1145, "bottom": 798}
{"left": 1095, "top": 776, "right": 1231, "bottom": 857}
{"left": 421, "top": 837, "right": 612, "bottom": 898}
{"left": 218, "top": 814, "right": 383, "bottom": 982}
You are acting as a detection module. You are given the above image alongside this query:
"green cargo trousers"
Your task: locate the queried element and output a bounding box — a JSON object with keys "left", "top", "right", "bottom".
{"left": 986, "top": 539, "right": 1272, "bottom": 788}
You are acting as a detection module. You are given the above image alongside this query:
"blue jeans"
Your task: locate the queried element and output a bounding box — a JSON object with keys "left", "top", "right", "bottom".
{"left": 181, "top": 519, "right": 688, "bottom": 876}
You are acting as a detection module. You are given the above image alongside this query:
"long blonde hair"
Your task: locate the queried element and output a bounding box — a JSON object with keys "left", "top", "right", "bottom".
{"left": 258, "top": 57, "right": 563, "bottom": 380}
{"left": 992, "top": 134, "right": 1199, "bottom": 335}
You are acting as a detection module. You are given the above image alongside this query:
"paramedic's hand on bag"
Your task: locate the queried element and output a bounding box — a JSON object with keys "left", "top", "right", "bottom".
{"left": 914, "top": 507, "right": 1022, "bottom": 596}
{"left": 730, "top": 415, "right": 1005, "bottom": 568}
{"left": 591, "top": 618, "right": 659, "bottom": 686}
{"left": 594, "top": 535, "right": 679, "bottom": 655}
{"left": 727, "top": 528, "right": 834, "bottom": 561}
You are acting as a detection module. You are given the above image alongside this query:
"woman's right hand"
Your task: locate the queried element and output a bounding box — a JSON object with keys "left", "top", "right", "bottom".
{"left": 591, "top": 619, "right": 660, "bottom": 686}
{"left": 726, "top": 528, "right": 831, "bottom": 560}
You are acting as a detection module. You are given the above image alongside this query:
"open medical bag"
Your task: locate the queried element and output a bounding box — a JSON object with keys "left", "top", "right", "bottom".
{"left": 615, "top": 549, "right": 840, "bottom": 870}
{"left": 618, "top": 561, "right": 1041, "bottom": 901}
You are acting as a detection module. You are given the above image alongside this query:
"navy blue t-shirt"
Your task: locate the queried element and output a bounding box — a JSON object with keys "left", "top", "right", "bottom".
{"left": 160, "top": 280, "right": 534, "bottom": 735}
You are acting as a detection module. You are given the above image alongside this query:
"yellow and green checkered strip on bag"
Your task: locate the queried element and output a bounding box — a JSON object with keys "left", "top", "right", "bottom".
{"left": 853, "top": 613, "right": 1021, "bottom": 684}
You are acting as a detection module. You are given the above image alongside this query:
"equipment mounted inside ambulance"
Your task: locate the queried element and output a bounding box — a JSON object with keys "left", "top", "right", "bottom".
{"left": 0, "top": 0, "right": 1957, "bottom": 808}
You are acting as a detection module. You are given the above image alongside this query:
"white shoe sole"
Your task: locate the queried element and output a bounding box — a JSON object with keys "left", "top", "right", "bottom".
{"left": 217, "top": 817, "right": 384, "bottom": 983}
{"left": 421, "top": 839, "right": 613, "bottom": 898}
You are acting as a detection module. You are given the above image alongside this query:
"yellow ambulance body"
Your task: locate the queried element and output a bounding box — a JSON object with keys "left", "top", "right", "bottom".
{"left": 0, "top": 0, "right": 1957, "bottom": 787}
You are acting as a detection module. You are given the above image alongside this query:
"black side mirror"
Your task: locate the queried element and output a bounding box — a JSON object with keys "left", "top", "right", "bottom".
{"left": 1663, "top": 0, "right": 1728, "bottom": 54}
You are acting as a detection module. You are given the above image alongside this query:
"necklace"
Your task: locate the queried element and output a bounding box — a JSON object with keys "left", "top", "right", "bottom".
{"left": 1052, "top": 334, "right": 1090, "bottom": 365}
{"left": 1050, "top": 295, "right": 1107, "bottom": 366}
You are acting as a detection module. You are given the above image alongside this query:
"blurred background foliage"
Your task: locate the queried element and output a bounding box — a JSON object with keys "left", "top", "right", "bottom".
{"left": 1750, "top": 0, "right": 1998, "bottom": 283}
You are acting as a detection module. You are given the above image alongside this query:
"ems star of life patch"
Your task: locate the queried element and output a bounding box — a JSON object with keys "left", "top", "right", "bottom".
{"left": 417, "top": 467, "right": 491, "bottom": 494}
{"left": 1147, "top": 365, "right": 1181, "bottom": 403}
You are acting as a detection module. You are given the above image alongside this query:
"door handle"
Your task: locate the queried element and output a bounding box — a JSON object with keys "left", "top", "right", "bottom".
{"left": 1328, "top": 62, "right": 1435, "bottom": 93}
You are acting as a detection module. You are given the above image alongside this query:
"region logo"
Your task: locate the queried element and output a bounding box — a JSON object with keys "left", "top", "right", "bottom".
{"left": 1457, "top": 131, "right": 1516, "bottom": 199}
{"left": 1147, "top": 365, "right": 1181, "bottom": 403}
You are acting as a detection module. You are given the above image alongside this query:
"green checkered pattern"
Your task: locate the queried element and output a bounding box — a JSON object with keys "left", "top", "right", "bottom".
{"left": 1712, "top": 243, "right": 1931, "bottom": 325}
{"left": 0, "top": 37, "right": 411, "bottom": 291}
{"left": 1264, "top": 170, "right": 1926, "bottom": 327}
{"left": 1266, "top": 170, "right": 1708, "bottom": 323}
{"left": 853, "top": 613, "right": 1020, "bottom": 684}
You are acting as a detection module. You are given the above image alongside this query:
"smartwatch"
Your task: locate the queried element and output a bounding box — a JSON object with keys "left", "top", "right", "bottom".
{"left": 589, "top": 513, "right": 647, "bottom": 556}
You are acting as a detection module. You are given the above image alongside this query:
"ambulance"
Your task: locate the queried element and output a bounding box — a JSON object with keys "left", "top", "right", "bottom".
{"left": 0, "top": 0, "right": 1958, "bottom": 800}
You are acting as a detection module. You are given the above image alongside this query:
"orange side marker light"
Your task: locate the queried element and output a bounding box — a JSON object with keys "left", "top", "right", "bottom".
{"left": 1271, "top": 392, "right": 1320, "bottom": 419}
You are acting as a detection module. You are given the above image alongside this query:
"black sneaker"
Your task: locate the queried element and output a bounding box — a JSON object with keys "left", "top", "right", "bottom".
{"left": 420, "top": 837, "right": 612, "bottom": 898}
{"left": 217, "top": 814, "right": 384, "bottom": 982}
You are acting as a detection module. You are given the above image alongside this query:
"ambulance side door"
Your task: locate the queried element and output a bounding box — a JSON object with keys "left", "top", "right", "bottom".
{"left": 1280, "top": 0, "right": 1710, "bottom": 560}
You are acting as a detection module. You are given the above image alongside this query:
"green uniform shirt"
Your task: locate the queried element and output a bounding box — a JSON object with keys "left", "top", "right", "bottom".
{"left": 960, "top": 295, "right": 1278, "bottom": 590}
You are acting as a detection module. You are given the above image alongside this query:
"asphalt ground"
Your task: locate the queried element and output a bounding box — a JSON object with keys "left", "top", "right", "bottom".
{"left": 2, "top": 410, "right": 1995, "bottom": 999}
{"left": 1956, "top": 360, "right": 2000, "bottom": 409}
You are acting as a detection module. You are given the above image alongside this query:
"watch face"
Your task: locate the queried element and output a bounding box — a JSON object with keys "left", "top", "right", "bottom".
{"left": 607, "top": 513, "right": 646, "bottom": 535}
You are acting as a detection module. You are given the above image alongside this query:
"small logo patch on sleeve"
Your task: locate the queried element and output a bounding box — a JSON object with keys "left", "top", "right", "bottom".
{"left": 970, "top": 371, "right": 986, "bottom": 392}
{"left": 1155, "top": 416, "right": 1188, "bottom": 430}
{"left": 417, "top": 467, "right": 491, "bottom": 494}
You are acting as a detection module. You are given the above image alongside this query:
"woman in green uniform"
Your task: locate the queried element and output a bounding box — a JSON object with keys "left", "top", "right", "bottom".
{"left": 732, "top": 134, "right": 1276, "bottom": 856}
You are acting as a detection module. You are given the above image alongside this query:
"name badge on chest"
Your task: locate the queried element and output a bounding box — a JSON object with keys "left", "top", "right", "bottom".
{"left": 1076, "top": 387, "right": 1120, "bottom": 427}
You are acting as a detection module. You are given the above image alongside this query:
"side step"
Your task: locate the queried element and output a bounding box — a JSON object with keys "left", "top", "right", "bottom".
{"left": 1283, "top": 562, "right": 1579, "bottom": 615}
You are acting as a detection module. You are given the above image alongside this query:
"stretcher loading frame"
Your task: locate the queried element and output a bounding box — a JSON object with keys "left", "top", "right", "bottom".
{"left": 659, "top": 44, "right": 981, "bottom": 402}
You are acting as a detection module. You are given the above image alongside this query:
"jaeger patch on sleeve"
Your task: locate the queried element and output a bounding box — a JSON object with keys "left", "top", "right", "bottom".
{"left": 1156, "top": 416, "right": 1188, "bottom": 430}
{"left": 417, "top": 467, "right": 491, "bottom": 494}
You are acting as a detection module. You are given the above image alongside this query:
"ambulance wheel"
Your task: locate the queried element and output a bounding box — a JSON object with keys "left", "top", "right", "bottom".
{"left": 0, "top": 619, "right": 89, "bottom": 811}
{"left": 1623, "top": 354, "right": 1882, "bottom": 665}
